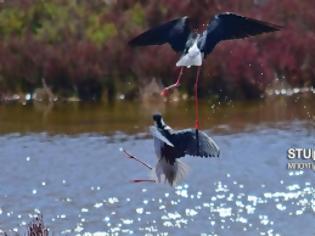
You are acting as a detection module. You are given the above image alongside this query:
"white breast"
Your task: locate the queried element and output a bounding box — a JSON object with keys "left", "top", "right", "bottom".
{"left": 176, "top": 42, "right": 203, "bottom": 68}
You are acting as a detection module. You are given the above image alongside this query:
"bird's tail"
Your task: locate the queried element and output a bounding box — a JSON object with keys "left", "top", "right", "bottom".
{"left": 152, "top": 158, "right": 189, "bottom": 187}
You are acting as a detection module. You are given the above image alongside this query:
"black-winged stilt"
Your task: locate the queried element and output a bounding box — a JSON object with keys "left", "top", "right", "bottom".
{"left": 129, "top": 12, "right": 281, "bottom": 130}
{"left": 120, "top": 114, "right": 220, "bottom": 186}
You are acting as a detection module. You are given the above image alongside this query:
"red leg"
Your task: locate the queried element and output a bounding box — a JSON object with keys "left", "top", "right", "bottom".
{"left": 194, "top": 67, "right": 201, "bottom": 130}
{"left": 160, "top": 67, "right": 184, "bottom": 97}
{"left": 120, "top": 148, "right": 152, "bottom": 170}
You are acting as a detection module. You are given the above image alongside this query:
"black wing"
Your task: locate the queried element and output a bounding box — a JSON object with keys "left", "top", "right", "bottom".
{"left": 201, "top": 12, "right": 282, "bottom": 55}
{"left": 128, "top": 17, "right": 191, "bottom": 52}
{"left": 169, "top": 129, "right": 220, "bottom": 158}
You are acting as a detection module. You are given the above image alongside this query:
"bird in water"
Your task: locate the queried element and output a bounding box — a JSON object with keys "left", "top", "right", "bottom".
{"left": 129, "top": 12, "right": 282, "bottom": 130}
{"left": 120, "top": 114, "right": 220, "bottom": 186}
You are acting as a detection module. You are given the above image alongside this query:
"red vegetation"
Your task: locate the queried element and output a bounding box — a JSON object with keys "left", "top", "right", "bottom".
{"left": 0, "top": 0, "right": 314, "bottom": 101}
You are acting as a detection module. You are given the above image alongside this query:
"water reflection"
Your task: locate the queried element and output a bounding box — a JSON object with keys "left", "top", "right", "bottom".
{"left": 0, "top": 95, "right": 314, "bottom": 135}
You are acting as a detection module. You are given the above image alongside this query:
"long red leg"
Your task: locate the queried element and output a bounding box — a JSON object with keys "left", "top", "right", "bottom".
{"left": 120, "top": 148, "right": 152, "bottom": 170}
{"left": 160, "top": 67, "right": 184, "bottom": 96}
{"left": 194, "top": 67, "right": 201, "bottom": 130}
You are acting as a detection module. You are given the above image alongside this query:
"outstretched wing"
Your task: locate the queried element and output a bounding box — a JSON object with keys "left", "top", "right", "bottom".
{"left": 170, "top": 129, "right": 220, "bottom": 158}
{"left": 129, "top": 17, "right": 191, "bottom": 52}
{"left": 150, "top": 126, "right": 174, "bottom": 147}
{"left": 201, "top": 12, "right": 281, "bottom": 55}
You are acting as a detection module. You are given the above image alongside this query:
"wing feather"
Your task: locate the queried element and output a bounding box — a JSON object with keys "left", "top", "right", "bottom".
{"left": 170, "top": 129, "right": 220, "bottom": 158}
{"left": 201, "top": 12, "right": 282, "bottom": 55}
{"left": 129, "top": 17, "right": 191, "bottom": 52}
{"left": 150, "top": 126, "right": 174, "bottom": 147}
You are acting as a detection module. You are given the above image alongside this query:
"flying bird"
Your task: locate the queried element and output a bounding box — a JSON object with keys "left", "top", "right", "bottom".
{"left": 129, "top": 12, "right": 281, "bottom": 129}
{"left": 120, "top": 114, "right": 220, "bottom": 186}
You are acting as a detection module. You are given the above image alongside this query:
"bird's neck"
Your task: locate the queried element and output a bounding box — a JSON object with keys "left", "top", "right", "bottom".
{"left": 156, "top": 120, "right": 171, "bottom": 132}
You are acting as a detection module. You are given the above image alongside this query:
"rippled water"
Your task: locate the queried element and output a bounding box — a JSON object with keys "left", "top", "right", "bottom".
{"left": 0, "top": 96, "right": 315, "bottom": 235}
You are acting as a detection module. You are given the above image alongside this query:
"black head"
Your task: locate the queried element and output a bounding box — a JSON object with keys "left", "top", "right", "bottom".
{"left": 153, "top": 113, "right": 162, "bottom": 122}
{"left": 152, "top": 113, "right": 165, "bottom": 128}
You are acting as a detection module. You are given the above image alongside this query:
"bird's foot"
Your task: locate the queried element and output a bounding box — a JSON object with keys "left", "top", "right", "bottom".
{"left": 160, "top": 83, "right": 180, "bottom": 97}
{"left": 160, "top": 88, "right": 170, "bottom": 97}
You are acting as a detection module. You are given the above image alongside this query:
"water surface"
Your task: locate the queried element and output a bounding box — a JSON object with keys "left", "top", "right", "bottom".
{"left": 0, "top": 96, "right": 314, "bottom": 235}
